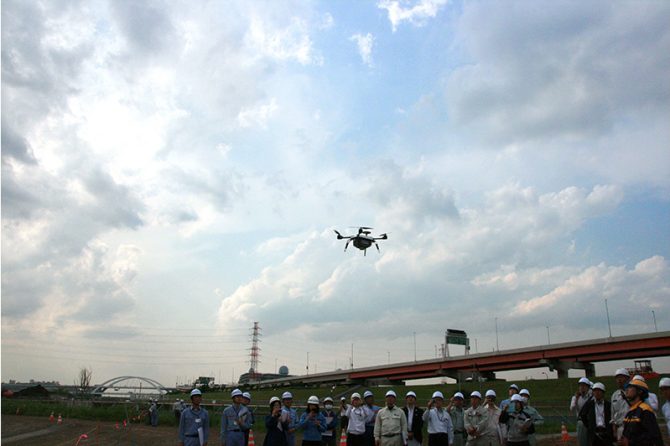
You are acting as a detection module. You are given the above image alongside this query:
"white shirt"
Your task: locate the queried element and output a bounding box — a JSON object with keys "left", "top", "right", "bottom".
{"left": 611, "top": 389, "right": 628, "bottom": 426}
{"left": 346, "top": 405, "right": 372, "bottom": 435}
{"left": 662, "top": 401, "right": 670, "bottom": 435}
{"left": 422, "top": 407, "right": 454, "bottom": 443}
{"left": 647, "top": 392, "right": 659, "bottom": 411}
{"left": 407, "top": 406, "right": 414, "bottom": 430}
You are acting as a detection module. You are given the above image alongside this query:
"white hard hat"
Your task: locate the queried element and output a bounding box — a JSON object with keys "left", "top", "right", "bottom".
{"left": 282, "top": 391, "right": 293, "bottom": 400}
{"left": 578, "top": 377, "right": 592, "bottom": 386}
{"left": 190, "top": 389, "right": 202, "bottom": 397}
{"left": 242, "top": 392, "right": 251, "bottom": 400}
{"left": 509, "top": 384, "right": 519, "bottom": 390}
{"left": 324, "top": 396, "right": 334, "bottom": 403}
{"left": 519, "top": 389, "right": 530, "bottom": 397}
{"left": 592, "top": 382, "right": 606, "bottom": 392}
{"left": 231, "top": 389, "right": 243, "bottom": 397}
{"left": 270, "top": 396, "right": 281, "bottom": 405}
{"left": 659, "top": 377, "right": 670, "bottom": 388}
{"left": 511, "top": 394, "right": 523, "bottom": 402}
{"left": 470, "top": 391, "right": 482, "bottom": 399}
{"left": 485, "top": 390, "right": 496, "bottom": 398}
{"left": 453, "top": 392, "right": 464, "bottom": 399}
{"left": 351, "top": 392, "right": 362, "bottom": 400}
{"left": 432, "top": 391, "right": 444, "bottom": 400}
{"left": 307, "top": 395, "right": 320, "bottom": 405}
{"left": 385, "top": 390, "right": 397, "bottom": 398}
{"left": 363, "top": 390, "right": 373, "bottom": 398}
{"left": 633, "top": 375, "right": 646, "bottom": 382}
{"left": 615, "top": 368, "right": 629, "bottom": 377}
{"left": 406, "top": 391, "right": 417, "bottom": 398}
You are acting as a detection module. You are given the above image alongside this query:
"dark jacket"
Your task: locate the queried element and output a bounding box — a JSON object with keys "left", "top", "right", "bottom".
{"left": 264, "top": 414, "right": 288, "bottom": 446}
{"left": 622, "top": 401, "right": 663, "bottom": 446}
{"left": 402, "top": 406, "right": 424, "bottom": 443}
{"left": 578, "top": 398, "right": 613, "bottom": 445}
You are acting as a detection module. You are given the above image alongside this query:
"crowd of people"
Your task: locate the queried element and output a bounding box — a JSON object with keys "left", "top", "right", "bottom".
{"left": 177, "top": 370, "right": 670, "bottom": 446}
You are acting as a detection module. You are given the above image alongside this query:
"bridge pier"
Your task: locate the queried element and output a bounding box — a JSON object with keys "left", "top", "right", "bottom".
{"left": 541, "top": 360, "right": 595, "bottom": 379}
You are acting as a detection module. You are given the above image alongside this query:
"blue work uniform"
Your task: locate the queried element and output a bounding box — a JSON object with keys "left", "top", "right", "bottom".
{"left": 282, "top": 406, "right": 299, "bottom": 446}
{"left": 221, "top": 404, "right": 252, "bottom": 446}
{"left": 149, "top": 402, "right": 159, "bottom": 427}
{"left": 364, "top": 405, "right": 380, "bottom": 446}
{"left": 179, "top": 405, "right": 210, "bottom": 446}
{"left": 321, "top": 408, "right": 339, "bottom": 446}
{"left": 243, "top": 406, "right": 255, "bottom": 446}
{"left": 299, "top": 410, "right": 327, "bottom": 442}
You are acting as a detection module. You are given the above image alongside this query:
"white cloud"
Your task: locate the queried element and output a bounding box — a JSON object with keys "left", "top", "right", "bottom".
{"left": 237, "top": 98, "right": 279, "bottom": 128}
{"left": 350, "top": 33, "right": 375, "bottom": 67}
{"left": 245, "top": 17, "right": 322, "bottom": 65}
{"left": 377, "top": 0, "right": 448, "bottom": 32}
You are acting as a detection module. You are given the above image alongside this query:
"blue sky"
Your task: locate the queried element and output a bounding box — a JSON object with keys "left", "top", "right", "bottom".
{"left": 2, "top": 0, "right": 669, "bottom": 387}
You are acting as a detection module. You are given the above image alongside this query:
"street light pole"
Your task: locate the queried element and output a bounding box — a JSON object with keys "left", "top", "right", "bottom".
{"left": 605, "top": 299, "right": 612, "bottom": 338}
{"left": 652, "top": 310, "right": 658, "bottom": 332}
{"left": 495, "top": 317, "right": 499, "bottom": 351}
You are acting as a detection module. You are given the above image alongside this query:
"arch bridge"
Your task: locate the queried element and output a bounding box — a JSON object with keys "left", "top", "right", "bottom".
{"left": 90, "top": 376, "right": 169, "bottom": 400}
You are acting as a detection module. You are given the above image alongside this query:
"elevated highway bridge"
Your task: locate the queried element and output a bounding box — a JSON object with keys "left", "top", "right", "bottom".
{"left": 250, "top": 331, "right": 670, "bottom": 388}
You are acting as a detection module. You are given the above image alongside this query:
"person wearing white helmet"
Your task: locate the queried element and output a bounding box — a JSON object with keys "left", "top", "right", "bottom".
{"left": 464, "top": 391, "right": 488, "bottom": 446}
{"left": 343, "top": 393, "right": 374, "bottom": 446}
{"left": 659, "top": 377, "right": 670, "bottom": 436}
{"left": 499, "top": 395, "right": 533, "bottom": 446}
{"left": 241, "top": 392, "right": 255, "bottom": 446}
{"left": 179, "top": 389, "right": 210, "bottom": 446}
{"left": 577, "top": 383, "right": 612, "bottom": 446}
{"left": 610, "top": 368, "right": 630, "bottom": 441}
{"left": 570, "top": 377, "right": 593, "bottom": 446}
{"left": 264, "top": 397, "right": 288, "bottom": 446}
{"left": 299, "top": 396, "right": 327, "bottom": 446}
{"left": 422, "top": 391, "right": 454, "bottom": 446}
{"left": 221, "top": 389, "right": 252, "bottom": 446}
{"left": 517, "top": 390, "right": 542, "bottom": 446}
{"left": 363, "top": 391, "right": 381, "bottom": 446}
{"left": 447, "top": 393, "right": 466, "bottom": 446}
{"left": 402, "top": 391, "right": 424, "bottom": 446}
{"left": 149, "top": 399, "right": 159, "bottom": 427}
{"left": 481, "top": 390, "right": 502, "bottom": 446}
{"left": 282, "top": 392, "right": 299, "bottom": 446}
{"left": 373, "top": 390, "right": 408, "bottom": 446}
{"left": 174, "top": 398, "right": 185, "bottom": 424}
{"left": 499, "top": 384, "right": 519, "bottom": 414}
{"left": 321, "top": 397, "right": 339, "bottom": 446}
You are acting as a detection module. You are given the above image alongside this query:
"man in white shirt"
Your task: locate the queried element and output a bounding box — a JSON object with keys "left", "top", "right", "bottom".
{"left": 570, "top": 377, "right": 592, "bottom": 446}
{"left": 610, "top": 368, "right": 629, "bottom": 441}
{"left": 343, "top": 393, "right": 373, "bottom": 446}
{"left": 660, "top": 377, "right": 670, "bottom": 436}
{"left": 422, "top": 391, "right": 454, "bottom": 446}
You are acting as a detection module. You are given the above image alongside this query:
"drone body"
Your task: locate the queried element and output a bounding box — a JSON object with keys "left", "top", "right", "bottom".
{"left": 334, "top": 227, "right": 388, "bottom": 256}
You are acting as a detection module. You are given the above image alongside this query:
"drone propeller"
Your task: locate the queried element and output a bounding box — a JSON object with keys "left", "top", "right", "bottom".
{"left": 375, "top": 233, "right": 388, "bottom": 240}
{"left": 333, "top": 229, "right": 344, "bottom": 240}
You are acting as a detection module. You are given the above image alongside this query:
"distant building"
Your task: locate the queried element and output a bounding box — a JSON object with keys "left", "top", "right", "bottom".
{"left": 238, "top": 366, "right": 292, "bottom": 384}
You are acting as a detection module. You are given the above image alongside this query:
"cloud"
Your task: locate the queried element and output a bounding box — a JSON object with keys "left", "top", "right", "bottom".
{"left": 446, "top": 1, "right": 670, "bottom": 144}
{"left": 350, "top": 33, "right": 375, "bottom": 67}
{"left": 237, "top": 98, "right": 279, "bottom": 128}
{"left": 377, "top": 0, "right": 448, "bottom": 32}
{"left": 245, "top": 16, "right": 322, "bottom": 66}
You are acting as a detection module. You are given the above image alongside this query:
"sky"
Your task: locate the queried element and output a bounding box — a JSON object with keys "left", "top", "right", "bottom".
{"left": 2, "top": 0, "right": 670, "bottom": 388}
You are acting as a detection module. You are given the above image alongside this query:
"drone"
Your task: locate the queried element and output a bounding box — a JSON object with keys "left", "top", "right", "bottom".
{"left": 333, "top": 227, "right": 388, "bottom": 256}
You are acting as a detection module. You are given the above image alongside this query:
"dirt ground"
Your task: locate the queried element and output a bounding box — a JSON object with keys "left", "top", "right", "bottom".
{"left": 0, "top": 415, "right": 590, "bottom": 446}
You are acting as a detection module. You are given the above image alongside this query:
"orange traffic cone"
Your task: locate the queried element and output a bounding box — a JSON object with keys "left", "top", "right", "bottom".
{"left": 49, "top": 411, "right": 55, "bottom": 423}
{"left": 340, "top": 430, "right": 347, "bottom": 446}
{"left": 248, "top": 430, "right": 256, "bottom": 446}
{"left": 561, "top": 423, "right": 569, "bottom": 442}
{"left": 57, "top": 414, "right": 63, "bottom": 424}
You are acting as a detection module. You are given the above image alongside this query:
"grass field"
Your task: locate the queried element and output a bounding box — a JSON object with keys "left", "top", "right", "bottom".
{"left": 3, "top": 375, "right": 665, "bottom": 436}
